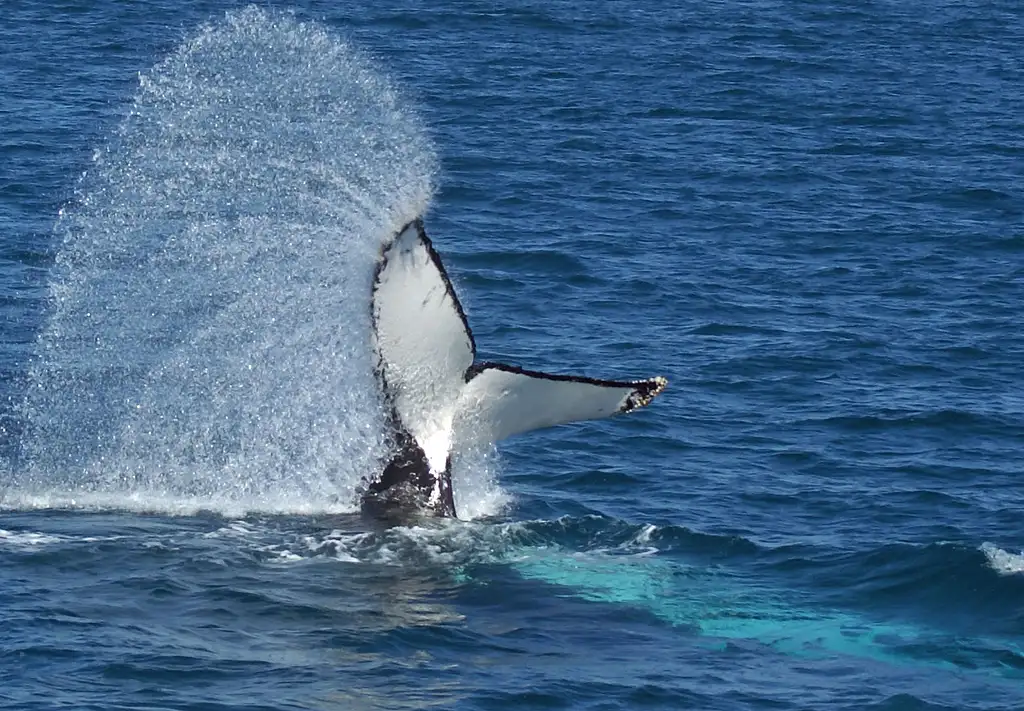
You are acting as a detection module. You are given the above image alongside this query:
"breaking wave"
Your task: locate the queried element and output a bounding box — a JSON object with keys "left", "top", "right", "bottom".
{"left": 981, "top": 542, "right": 1024, "bottom": 576}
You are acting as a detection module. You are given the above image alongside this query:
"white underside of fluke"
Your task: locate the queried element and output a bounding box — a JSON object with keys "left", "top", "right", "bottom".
{"left": 456, "top": 365, "right": 661, "bottom": 443}
{"left": 371, "top": 219, "right": 666, "bottom": 490}
{"left": 371, "top": 221, "right": 471, "bottom": 473}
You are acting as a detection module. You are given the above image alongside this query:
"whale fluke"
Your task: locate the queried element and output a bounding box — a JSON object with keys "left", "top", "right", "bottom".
{"left": 363, "top": 219, "right": 666, "bottom": 519}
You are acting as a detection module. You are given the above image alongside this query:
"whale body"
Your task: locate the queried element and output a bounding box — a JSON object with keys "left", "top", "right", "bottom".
{"left": 362, "top": 219, "right": 666, "bottom": 518}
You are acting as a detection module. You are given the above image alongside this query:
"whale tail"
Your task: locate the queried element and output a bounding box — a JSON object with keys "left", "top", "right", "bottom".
{"left": 364, "top": 219, "right": 666, "bottom": 518}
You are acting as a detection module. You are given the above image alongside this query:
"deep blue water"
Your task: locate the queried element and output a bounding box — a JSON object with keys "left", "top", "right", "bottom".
{"left": 2, "top": 2, "right": 1023, "bottom": 710}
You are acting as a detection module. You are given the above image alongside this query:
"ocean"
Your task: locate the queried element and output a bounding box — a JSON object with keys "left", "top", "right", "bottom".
{"left": 1, "top": 2, "right": 1022, "bottom": 709}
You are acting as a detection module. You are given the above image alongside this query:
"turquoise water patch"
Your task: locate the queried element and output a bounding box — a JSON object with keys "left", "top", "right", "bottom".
{"left": 507, "top": 547, "right": 1023, "bottom": 677}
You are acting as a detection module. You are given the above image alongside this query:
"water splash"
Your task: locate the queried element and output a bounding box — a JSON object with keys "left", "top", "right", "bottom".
{"left": 6, "top": 8, "right": 441, "bottom": 515}
{"left": 981, "top": 542, "right": 1024, "bottom": 576}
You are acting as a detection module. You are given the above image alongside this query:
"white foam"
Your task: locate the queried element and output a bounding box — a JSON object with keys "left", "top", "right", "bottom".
{"left": 631, "top": 523, "right": 657, "bottom": 546}
{"left": 0, "top": 528, "right": 66, "bottom": 548}
{"left": 258, "top": 518, "right": 537, "bottom": 568}
{"left": 204, "top": 520, "right": 259, "bottom": 539}
{"left": 980, "top": 542, "right": 1024, "bottom": 575}
{"left": 259, "top": 518, "right": 670, "bottom": 573}
{"left": 0, "top": 489, "right": 360, "bottom": 518}
{"left": 0, "top": 527, "right": 127, "bottom": 549}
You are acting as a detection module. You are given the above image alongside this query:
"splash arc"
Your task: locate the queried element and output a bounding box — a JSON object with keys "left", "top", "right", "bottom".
{"left": 363, "top": 219, "right": 667, "bottom": 518}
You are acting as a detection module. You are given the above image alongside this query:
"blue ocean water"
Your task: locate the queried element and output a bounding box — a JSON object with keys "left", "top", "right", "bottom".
{"left": 1, "top": 2, "right": 1022, "bottom": 709}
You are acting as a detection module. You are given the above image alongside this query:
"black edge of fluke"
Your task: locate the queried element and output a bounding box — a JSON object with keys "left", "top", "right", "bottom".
{"left": 622, "top": 376, "right": 668, "bottom": 413}
{"left": 410, "top": 218, "right": 476, "bottom": 358}
{"left": 366, "top": 218, "right": 464, "bottom": 521}
{"left": 467, "top": 361, "right": 668, "bottom": 413}
{"left": 370, "top": 217, "right": 477, "bottom": 384}
{"left": 365, "top": 216, "right": 668, "bottom": 522}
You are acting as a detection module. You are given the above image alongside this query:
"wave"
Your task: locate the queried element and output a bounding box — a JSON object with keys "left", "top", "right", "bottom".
{"left": 5, "top": 507, "right": 1022, "bottom": 679}
{"left": 981, "top": 542, "right": 1024, "bottom": 576}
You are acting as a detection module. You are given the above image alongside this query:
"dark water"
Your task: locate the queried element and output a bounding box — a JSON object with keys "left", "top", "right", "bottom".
{"left": 2, "top": 3, "right": 1023, "bottom": 710}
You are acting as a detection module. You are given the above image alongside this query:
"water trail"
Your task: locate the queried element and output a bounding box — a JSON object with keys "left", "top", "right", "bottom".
{"left": 6, "top": 8, "right": 438, "bottom": 515}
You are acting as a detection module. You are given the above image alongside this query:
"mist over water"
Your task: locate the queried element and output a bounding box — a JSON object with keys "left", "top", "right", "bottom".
{"left": 8, "top": 8, "right": 440, "bottom": 514}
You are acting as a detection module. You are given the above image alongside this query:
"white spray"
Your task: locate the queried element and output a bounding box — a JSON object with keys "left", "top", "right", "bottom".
{"left": 9, "top": 8, "right": 450, "bottom": 515}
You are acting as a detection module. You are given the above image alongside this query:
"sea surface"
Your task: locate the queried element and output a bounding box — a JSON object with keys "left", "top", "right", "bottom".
{"left": 1, "top": 2, "right": 1023, "bottom": 710}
